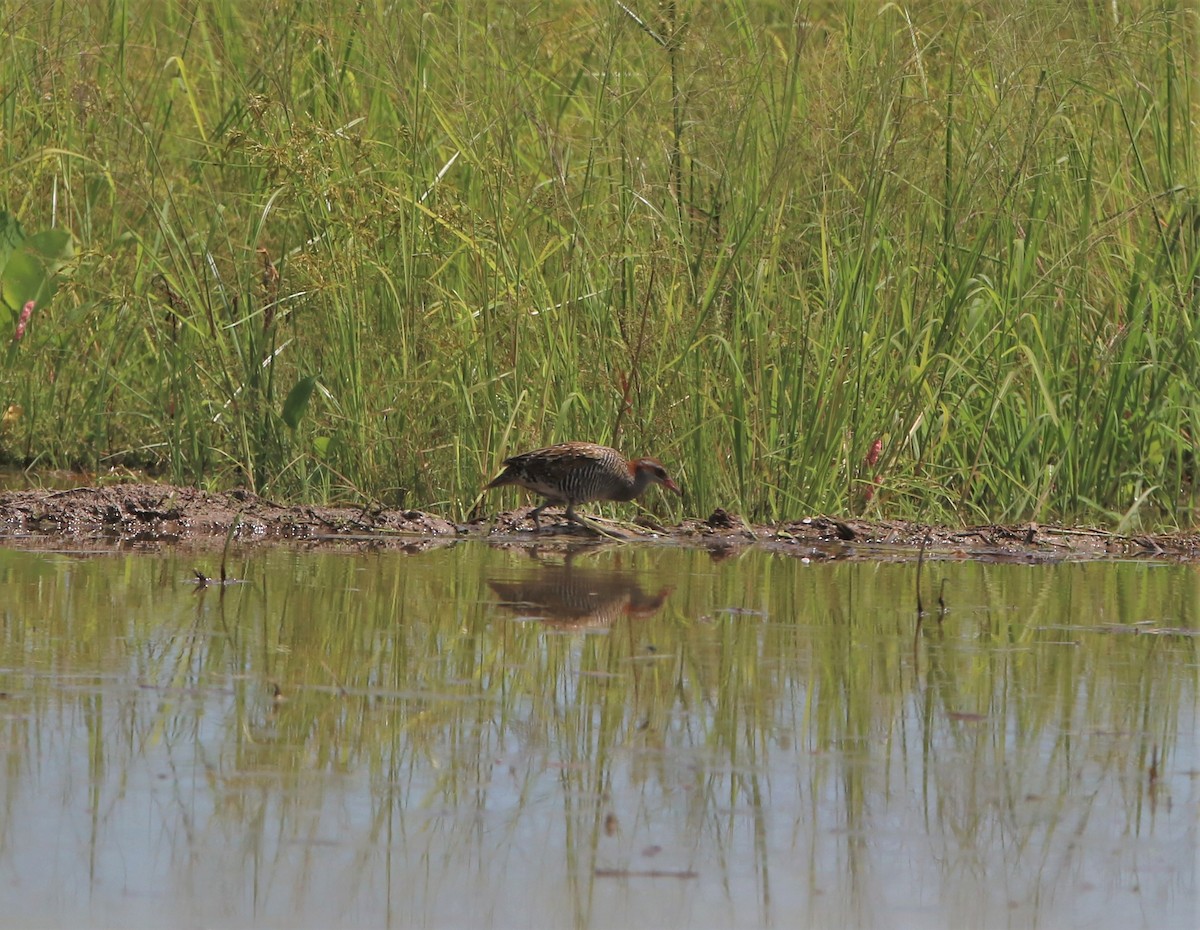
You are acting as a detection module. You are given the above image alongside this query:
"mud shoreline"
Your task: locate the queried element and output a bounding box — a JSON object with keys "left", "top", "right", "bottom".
{"left": 0, "top": 483, "right": 1193, "bottom": 561}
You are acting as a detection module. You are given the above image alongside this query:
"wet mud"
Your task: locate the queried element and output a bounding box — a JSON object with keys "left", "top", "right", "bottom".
{"left": 0, "top": 483, "right": 1195, "bottom": 561}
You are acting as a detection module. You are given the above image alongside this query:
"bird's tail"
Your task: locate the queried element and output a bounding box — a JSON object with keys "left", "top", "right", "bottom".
{"left": 483, "top": 467, "right": 516, "bottom": 491}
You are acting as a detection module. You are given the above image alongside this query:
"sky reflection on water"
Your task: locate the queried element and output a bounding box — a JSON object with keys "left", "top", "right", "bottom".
{"left": 0, "top": 543, "right": 1194, "bottom": 929}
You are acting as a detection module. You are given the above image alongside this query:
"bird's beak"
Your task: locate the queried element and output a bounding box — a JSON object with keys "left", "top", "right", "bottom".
{"left": 664, "top": 478, "right": 682, "bottom": 495}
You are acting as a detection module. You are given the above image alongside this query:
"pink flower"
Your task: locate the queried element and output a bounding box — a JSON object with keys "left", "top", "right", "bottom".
{"left": 865, "top": 438, "right": 882, "bottom": 468}
{"left": 13, "top": 301, "right": 34, "bottom": 342}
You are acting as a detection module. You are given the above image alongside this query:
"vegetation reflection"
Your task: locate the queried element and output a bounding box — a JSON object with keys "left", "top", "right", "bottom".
{"left": 0, "top": 545, "right": 1193, "bottom": 928}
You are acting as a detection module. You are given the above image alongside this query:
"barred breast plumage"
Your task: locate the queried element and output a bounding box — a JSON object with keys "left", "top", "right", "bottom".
{"left": 484, "top": 441, "right": 681, "bottom": 530}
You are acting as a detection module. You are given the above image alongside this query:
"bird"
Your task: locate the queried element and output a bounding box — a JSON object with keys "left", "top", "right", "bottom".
{"left": 484, "top": 441, "right": 681, "bottom": 531}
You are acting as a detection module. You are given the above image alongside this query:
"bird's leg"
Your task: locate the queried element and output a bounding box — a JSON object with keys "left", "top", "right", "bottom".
{"left": 564, "top": 503, "right": 600, "bottom": 533}
{"left": 529, "top": 501, "right": 548, "bottom": 531}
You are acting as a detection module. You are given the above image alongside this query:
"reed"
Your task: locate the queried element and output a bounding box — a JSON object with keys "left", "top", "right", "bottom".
{"left": 1, "top": 1, "right": 1196, "bottom": 526}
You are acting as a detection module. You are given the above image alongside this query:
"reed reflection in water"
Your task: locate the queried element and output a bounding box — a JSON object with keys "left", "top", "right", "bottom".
{"left": 0, "top": 543, "right": 1193, "bottom": 930}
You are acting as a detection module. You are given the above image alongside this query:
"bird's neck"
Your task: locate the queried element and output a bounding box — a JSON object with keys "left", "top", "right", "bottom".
{"left": 610, "top": 467, "right": 649, "bottom": 502}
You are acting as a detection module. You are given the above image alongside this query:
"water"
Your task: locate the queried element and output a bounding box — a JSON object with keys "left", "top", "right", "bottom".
{"left": 0, "top": 542, "right": 1195, "bottom": 929}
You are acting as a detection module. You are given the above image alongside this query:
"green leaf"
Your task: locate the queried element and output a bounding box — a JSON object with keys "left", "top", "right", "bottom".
{"left": 281, "top": 375, "right": 317, "bottom": 429}
{"left": 0, "top": 212, "right": 26, "bottom": 274}
{"left": 1, "top": 250, "right": 54, "bottom": 315}
{"left": 25, "top": 229, "right": 74, "bottom": 271}
{"left": 0, "top": 219, "right": 73, "bottom": 315}
{"left": 312, "top": 435, "right": 331, "bottom": 457}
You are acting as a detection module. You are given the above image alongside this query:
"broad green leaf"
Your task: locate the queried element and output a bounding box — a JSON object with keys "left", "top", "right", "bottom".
{"left": 0, "top": 212, "right": 26, "bottom": 273}
{"left": 281, "top": 375, "right": 317, "bottom": 429}
{"left": 25, "top": 229, "right": 74, "bottom": 270}
{"left": 1, "top": 250, "right": 53, "bottom": 315}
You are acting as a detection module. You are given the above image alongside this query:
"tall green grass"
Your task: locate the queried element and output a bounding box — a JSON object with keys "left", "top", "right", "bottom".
{"left": 1, "top": 0, "right": 1198, "bottom": 526}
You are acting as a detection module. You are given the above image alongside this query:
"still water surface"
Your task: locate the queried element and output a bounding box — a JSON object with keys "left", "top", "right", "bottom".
{"left": 0, "top": 542, "right": 1195, "bottom": 929}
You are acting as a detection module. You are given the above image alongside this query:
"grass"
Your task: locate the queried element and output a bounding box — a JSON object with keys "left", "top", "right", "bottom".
{"left": 1, "top": 0, "right": 1198, "bottom": 527}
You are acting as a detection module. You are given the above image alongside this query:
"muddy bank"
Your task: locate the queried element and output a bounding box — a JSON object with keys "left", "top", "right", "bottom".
{"left": 0, "top": 483, "right": 1195, "bottom": 561}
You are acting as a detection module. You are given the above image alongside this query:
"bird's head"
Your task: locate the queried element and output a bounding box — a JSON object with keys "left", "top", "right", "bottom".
{"left": 631, "top": 458, "right": 681, "bottom": 495}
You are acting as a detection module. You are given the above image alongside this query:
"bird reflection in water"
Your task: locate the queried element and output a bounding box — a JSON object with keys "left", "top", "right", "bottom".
{"left": 487, "top": 557, "right": 671, "bottom": 629}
